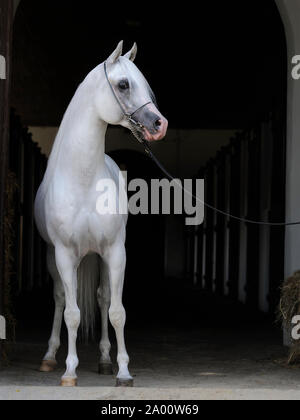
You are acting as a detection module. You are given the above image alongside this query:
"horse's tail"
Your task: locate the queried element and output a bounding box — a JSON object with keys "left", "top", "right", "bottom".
{"left": 77, "top": 253, "right": 100, "bottom": 342}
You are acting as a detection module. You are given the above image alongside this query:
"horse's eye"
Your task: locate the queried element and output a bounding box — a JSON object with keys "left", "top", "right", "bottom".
{"left": 118, "top": 79, "right": 129, "bottom": 90}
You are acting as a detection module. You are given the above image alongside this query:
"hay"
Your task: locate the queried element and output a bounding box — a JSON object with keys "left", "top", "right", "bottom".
{"left": 278, "top": 271, "right": 300, "bottom": 365}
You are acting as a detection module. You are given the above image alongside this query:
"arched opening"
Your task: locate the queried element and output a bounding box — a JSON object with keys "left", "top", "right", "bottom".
{"left": 2, "top": 0, "right": 293, "bottom": 390}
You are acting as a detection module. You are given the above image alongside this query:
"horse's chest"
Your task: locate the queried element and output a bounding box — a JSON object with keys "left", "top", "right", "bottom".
{"left": 68, "top": 209, "right": 124, "bottom": 254}
{"left": 46, "top": 166, "right": 126, "bottom": 253}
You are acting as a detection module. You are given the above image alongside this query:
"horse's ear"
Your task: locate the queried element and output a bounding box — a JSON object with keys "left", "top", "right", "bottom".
{"left": 124, "top": 42, "right": 137, "bottom": 62}
{"left": 107, "top": 40, "right": 123, "bottom": 64}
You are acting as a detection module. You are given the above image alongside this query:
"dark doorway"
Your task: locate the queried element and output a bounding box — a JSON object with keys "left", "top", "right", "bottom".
{"left": 4, "top": 0, "right": 287, "bottom": 361}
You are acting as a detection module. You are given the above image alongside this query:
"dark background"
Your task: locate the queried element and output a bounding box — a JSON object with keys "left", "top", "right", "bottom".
{"left": 10, "top": 0, "right": 286, "bottom": 334}
{"left": 12, "top": 0, "right": 286, "bottom": 128}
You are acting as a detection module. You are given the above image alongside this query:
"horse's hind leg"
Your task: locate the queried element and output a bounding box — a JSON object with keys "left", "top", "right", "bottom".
{"left": 104, "top": 241, "right": 133, "bottom": 387}
{"left": 40, "top": 245, "right": 65, "bottom": 372}
{"left": 97, "top": 261, "right": 113, "bottom": 375}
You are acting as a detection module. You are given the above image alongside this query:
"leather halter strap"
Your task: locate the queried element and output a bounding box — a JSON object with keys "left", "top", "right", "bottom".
{"left": 104, "top": 61, "right": 151, "bottom": 129}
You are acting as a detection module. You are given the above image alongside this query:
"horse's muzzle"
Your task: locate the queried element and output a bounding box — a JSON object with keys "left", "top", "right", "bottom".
{"left": 140, "top": 103, "right": 168, "bottom": 142}
{"left": 143, "top": 117, "right": 168, "bottom": 141}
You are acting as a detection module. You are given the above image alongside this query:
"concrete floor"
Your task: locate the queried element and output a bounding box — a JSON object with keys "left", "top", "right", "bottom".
{"left": 1, "top": 323, "right": 300, "bottom": 400}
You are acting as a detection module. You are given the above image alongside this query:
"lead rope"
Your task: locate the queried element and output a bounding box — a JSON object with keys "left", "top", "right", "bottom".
{"left": 104, "top": 62, "right": 300, "bottom": 227}
{"left": 127, "top": 121, "right": 300, "bottom": 227}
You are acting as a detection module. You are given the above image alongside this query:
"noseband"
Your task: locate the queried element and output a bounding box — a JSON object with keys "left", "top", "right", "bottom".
{"left": 104, "top": 62, "right": 152, "bottom": 145}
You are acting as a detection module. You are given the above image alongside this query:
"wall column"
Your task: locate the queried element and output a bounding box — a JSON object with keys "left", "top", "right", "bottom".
{"left": 275, "top": 0, "right": 300, "bottom": 344}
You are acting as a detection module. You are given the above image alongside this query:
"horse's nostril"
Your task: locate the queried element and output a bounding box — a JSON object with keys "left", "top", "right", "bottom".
{"left": 154, "top": 119, "right": 162, "bottom": 129}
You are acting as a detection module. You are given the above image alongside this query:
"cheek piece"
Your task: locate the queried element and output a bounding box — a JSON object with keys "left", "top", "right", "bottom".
{"left": 104, "top": 62, "right": 152, "bottom": 145}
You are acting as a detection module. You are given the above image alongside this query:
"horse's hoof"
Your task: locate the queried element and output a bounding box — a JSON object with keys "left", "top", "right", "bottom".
{"left": 116, "top": 378, "right": 134, "bottom": 387}
{"left": 60, "top": 377, "right": 77, "bottom": 387}
{"left": 98, "top": 362, "right": 113, "bottom": 375}
{"left": 39, "top": 360, "right": 57, "bottom": 372}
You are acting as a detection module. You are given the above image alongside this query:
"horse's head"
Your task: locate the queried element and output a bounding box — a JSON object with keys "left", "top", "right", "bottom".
{"left": 98, "top": 41, "right": 168, "bottom": 142}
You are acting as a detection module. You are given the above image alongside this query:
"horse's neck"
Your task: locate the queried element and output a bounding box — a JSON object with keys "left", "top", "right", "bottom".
{"left": 44, "top": 78, "right": 107, "bottom": 190}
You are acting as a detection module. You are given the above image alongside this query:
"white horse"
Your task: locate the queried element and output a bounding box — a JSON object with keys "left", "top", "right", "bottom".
{"left": 34, "top": 41, "right": 168, "bottom": 387}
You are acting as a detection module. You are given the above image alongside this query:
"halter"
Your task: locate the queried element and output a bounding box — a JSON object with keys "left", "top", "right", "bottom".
{"left": 104, "top": 61, "right": 300, "bottom": 227}
{"left": 104, "top": 62, "right": 152, "bottom": 146}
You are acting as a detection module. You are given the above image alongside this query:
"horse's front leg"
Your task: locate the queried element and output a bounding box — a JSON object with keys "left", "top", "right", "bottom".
{"left": 54, "top": 244, "right": 81, "bottom": 387}
{"left": 40, "top": 246, "right": 65, "bottom": 372}
{"left": 97, "top": 261, "right": 113, "bottom": 375}
{"left": 104, "top": 240, "right": 133, "bottom": 387}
